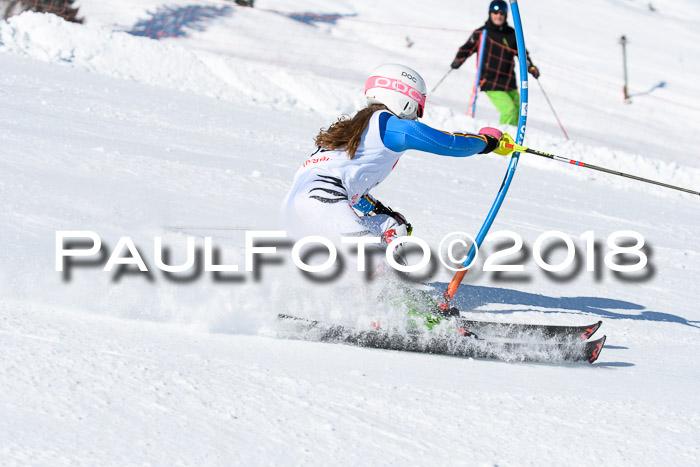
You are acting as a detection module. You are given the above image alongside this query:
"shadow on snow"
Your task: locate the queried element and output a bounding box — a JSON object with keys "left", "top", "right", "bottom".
{"left": 628, "top": 80, "right": 666, "bottom": 99}
{"left": 427, "top": 282, "right": 699, "bottom": 329}
{"left": 128, "top": 5, "right": 232, "bottom": 39}
{"left": 275, "top": 11, "right": 357, "bottom": 27}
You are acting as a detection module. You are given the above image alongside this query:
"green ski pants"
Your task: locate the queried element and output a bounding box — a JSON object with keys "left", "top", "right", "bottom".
{"left": 485, "top": 89, "right": 520, "bottom": 126}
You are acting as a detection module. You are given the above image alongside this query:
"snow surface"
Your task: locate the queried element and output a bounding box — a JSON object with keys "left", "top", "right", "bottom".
{"left": 1, "top": 0, "right": 699, "bottom": 465}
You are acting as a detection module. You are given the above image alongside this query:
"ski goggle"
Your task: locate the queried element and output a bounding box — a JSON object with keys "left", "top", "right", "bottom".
{"left": 490, "top": 3, "right": 508, "bottom": 14}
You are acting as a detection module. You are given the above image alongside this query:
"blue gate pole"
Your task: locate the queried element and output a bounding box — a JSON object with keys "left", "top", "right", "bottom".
{"left": 470, "top": 30, "right": 488, "bottom": 117}
{"left": 442, "top": 0, "right": 529, "bottom": 305}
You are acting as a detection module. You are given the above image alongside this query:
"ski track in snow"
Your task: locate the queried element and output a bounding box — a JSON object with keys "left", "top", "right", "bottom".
{"left": 1, "top": 0, "right": 699, "bottom": 464}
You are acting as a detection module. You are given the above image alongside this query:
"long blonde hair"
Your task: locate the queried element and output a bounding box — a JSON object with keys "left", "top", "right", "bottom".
{"left": 314, "top": 104, "right": 388, "bottom": 159}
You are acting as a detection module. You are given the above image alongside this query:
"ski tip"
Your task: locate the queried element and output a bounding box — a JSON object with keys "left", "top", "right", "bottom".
{"left": 580, "top": 320, "right": 603, "bottom": 341}
{"left": 587, "top": 335, "right": 606, "bottom": 364}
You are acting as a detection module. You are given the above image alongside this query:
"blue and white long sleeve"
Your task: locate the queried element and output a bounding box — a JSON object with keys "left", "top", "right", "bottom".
{"left": 378, "top": 112, "right": 488, "bottom": 156}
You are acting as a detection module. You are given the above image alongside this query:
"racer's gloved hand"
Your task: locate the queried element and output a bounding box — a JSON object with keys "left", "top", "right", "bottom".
{"left": 450, "top": 58, "right": 464, "bottom": 69}
{"left": 373, "top": 200, "right": 413, "bottom": 236}
{"left": 388, "top": 210, "right": 413, "bottom": 236}
{"left": 478, "top": 127, "right": 503, "bottom": 154}
{"left": 528, "top": 65, "right": 540, "bottom": 79}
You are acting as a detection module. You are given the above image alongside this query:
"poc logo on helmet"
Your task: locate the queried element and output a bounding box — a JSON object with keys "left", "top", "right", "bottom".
{"left": 401, "top": 71, "right": 417, "bottom": 83}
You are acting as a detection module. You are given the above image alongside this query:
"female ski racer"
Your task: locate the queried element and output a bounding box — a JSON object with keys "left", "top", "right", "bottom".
{"left": 281, "top": 63, "right": 504, "bottom": 251}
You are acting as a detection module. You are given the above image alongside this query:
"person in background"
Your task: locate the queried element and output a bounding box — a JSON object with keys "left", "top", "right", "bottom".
{"left": 450, "top": 0, "right": 539, "bottom": 126}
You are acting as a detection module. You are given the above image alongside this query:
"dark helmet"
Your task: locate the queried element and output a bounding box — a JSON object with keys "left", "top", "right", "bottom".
{"left": 489, "top": 0, "right": 508, "bottom": 15}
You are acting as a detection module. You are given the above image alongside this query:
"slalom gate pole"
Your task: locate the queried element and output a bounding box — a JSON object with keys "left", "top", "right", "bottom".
{"left": 468, "top": 30, "right": 488, "bottom": 117}
{"left": 499, "top": 136, "right": 700, "bottom": 196}
{"left": 440, "top": 0, "right": 529, "bottom": 308}
{"left": 535, "top": 79, "right": 569, "bottom": 140}
{"left": 430, "top": 69, "right": 453, "bottom": 95}
{"left": 620, "top": 35, "right": 630, "bottom": 101}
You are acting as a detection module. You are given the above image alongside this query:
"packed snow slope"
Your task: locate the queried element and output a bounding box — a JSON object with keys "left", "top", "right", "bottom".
{"left": 1, "top": 0, "right": 699, "bottom": 465}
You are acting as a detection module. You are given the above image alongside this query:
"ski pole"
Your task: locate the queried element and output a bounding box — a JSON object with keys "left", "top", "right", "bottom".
{"left": 535, "top": 79, "right": 569, "bottom": 140}
{"left": 430, "top": 69, "right": 453, "bottom": 95}
{"left": 496, "top": 134, "right": 700, "bottom": 196}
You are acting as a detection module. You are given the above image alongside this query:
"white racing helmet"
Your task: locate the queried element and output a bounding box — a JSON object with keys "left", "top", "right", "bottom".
{"left": 365, "top": 64, "right": 427, "bottom": 120}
